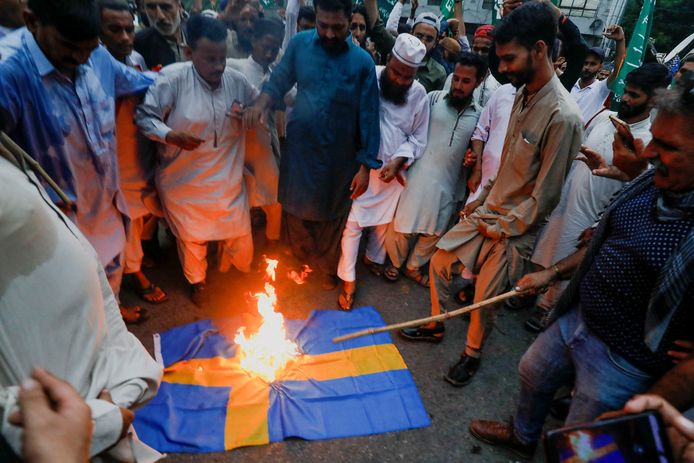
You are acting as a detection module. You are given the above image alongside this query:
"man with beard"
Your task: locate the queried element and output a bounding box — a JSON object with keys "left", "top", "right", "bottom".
{"left": 227, "top": 18, "right": 284, "bottom": 247}
{"left": 445, "top": 24, "right": 501, "bottom": 108}
{"left": 337, "top": 33, "right": 429, "bottom": 310}
{"left": 136, "top": 16, "right": 259, "bottom": 307}
{"left": 0, "top": 0, "right": 25, "bottom": 39}
{"left": 468, "top": 75, "right": 694, "bottom": 461}
{"left": 222, "top": 0, "right": 259, "bottom": 58}
{"left": 525, "top": 63, "right": 671, "bottom": 332}
{"left": 363, "top": 0, "right": 446, "bottom": 92}
{"left": 571, "top": 26, "right": 625, "bottom": 123}
{"left": 383, "top": 52, "right": 485, "bottom": 287}
{"left": 134, "top": 0, "right": 187, "bottom": 69}
{"left": 245, "top": 0, "right": 381, "bottom": 290}
{"left": 99, "top": 0, "right": 169, "bottom": 308}
{"left": 398, "top": 3, "right": 583, "bottom": 388}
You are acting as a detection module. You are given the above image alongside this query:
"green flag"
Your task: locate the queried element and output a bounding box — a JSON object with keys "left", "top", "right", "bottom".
{"left": 440, "top": 0, "right": 457, "bottom": 19}
{"left": 612, "top": 0, "right": 656, "bottom": 105}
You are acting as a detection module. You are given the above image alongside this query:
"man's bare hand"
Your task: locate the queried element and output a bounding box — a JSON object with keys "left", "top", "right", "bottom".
{"left": 165, "top": 131, "right": 204, "bottom": 150}
{"left": 379, "top": 158, "right": 406, "bottom": 183}
{"left": 350, "top": 165, "right": 370, "bottom": 199}
{"left": 463, "top": 148, "right": 477, "bottom": 167}
{"left": 459, "top": 198, "right": 481, "bottom": 220}
{"left": 514, "top": 269, "right": 556, "bottom": 295}
{"left": 623, "top": 395, "right": 694, "bottom": 462}
{"left": 576, "top": 145, "right": 630, "bottom": 181}
{"left": 467, "top": 168, "right": 482, "bottom": 193}
{"left": 577, "top": 226, "right": 594, "bottom": 249}
{"left": 98, "top": 389, "right": 135, "bottom": 441}
{"left": 613, "top": 131, "right": 648, "bottom": 180}
{"left": 9, "top": 368, "right": 92, "bottom": 463}
{"left": 603, "top": 24, "right": 625, "bottom": 42}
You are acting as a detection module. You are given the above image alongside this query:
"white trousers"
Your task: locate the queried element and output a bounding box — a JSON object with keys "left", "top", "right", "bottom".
{"left": 337, "top": 221, "right": 388, "bottom": 283}
{"left": 176, "top": 233, "right": 253, "bottom": 284}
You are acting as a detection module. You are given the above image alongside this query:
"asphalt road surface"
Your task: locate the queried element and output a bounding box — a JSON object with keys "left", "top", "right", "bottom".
{"left": 123, "top": 228, "right": 558, "bottom": 463}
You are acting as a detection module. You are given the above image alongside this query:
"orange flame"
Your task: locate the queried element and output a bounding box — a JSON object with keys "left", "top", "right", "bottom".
{"left": 234, "top": 258, "right": 300, "bottom": 382}
{"left": 287, "top": 265, "right": 313, "bottom": 285}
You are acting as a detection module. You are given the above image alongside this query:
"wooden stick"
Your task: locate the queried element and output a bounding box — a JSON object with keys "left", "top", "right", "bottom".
{"left": 332, "top": 289, "right": 522, "bottom": 343}
{"left": 0, "top": 132, "right": 73, "bottom": 206}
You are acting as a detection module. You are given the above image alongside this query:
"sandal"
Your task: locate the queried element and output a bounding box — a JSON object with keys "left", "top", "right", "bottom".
{"left": 125, "top": 273, "right": 168, "bottom": 304}
{"left": 454, "top": 285, "right": 475, "bottom": 306}
{"left": 120, "top": 305, "right": 146, "bottom": 324}
{"left": 362, "top": 256, "right": 383, "bottom": 276}
{"left": 137, "top": 282, "right": 168, "bottom": 304}
{"left": 383, "top": 264, "right": 400, "bottom": 282}
{"left": 404, "top": 267, "right": 430, "bottom": 288}
{"left": 337, "top": 290, "right": 356, "bottom": 311}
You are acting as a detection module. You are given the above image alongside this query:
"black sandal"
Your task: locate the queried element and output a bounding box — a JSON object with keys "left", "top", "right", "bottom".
{"left": 383, "top": 265, "right": 400, "bottom": 282}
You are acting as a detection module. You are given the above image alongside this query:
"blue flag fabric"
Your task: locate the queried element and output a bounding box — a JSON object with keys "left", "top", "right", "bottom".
{"left": 134, "top": 307, "right": 431, "bottom": 453}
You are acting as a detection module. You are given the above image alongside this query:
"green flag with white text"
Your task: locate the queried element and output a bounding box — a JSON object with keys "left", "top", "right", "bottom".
{"left": 612, "top": 0, "right": 656, "bottom": 105}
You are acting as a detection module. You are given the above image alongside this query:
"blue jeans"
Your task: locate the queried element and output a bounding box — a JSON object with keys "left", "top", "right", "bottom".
{"left": 513, "top": 306, "right": 655, "bottom": 445}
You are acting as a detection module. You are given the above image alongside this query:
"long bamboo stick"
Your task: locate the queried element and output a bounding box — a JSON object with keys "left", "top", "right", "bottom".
{"left": 332, "top": 289, "right": 522, "bottom": 343}
{"left": 0, "top": 132, "right": 73, "bottom": 207}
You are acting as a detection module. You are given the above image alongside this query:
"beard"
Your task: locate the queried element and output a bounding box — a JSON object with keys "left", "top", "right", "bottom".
{"left": 447, "top": 91, "right": 469, "bottom": 109}
{"left": 380, "top": 70, "right": 410, "bottom": 106}
{"left": 618, "top": 99, "right": 649, "bottom": 120}
{"left": 504, "top": 55, "right": 535, "bottom": 89}
{"left": 153, "top": 13, "right": 181, "bottom": 38}
{"left": 318, "top": 35, "right": 346, "bottom": 53}
{"left": 580, "top": 69, "right": 598, "bottom": 81}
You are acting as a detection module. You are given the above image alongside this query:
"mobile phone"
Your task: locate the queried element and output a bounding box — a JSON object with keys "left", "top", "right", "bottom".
{"left": 609, "top": 114, "right": 636, "bottom": 150}
{"left": 608, "top": 114, "right": 629, "bottom": 130}
{"left": 544, "top": 411, "right": 675, "bottom": 463}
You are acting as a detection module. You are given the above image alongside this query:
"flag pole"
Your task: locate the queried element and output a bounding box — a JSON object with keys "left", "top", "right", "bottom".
{"left": 332, "top": 289, "right": 524, "bottom": 343}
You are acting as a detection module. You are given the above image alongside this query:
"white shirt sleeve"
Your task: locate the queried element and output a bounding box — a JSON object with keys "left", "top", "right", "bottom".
{"left": 386, "top": 2, "right": 404, "bottom": 34}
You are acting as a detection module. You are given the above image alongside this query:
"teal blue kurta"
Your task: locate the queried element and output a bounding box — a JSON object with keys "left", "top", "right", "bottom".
{"left": 262, "top": 30, "right": 381, "bottom": 221}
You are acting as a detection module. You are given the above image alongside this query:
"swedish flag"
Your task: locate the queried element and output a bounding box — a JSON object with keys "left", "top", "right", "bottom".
{"left": 134, "top": 307, "right": 431, "bottom": 452}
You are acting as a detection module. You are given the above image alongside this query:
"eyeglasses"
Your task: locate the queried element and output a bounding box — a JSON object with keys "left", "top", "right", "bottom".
{"left": 350, "top": 23, "right": 366, "bottom": 31}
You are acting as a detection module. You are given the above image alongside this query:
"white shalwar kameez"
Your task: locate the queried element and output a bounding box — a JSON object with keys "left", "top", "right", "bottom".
{"left": 466, "top": 83, "right": 516, "bottom": 204}
{"left": 531, "top": 111, "right": 652, "bottom": 309}
{"left": 0, "top": 157, "right": 162, "bottom": 462}
{"left": 337, "top": 66, "right": 429, "bottom": 283}
{"left": 136, "top": 63, "right": 258, "bottom": 283}
{"left": 227, "top": 56, "right": 282, "bottom": 240}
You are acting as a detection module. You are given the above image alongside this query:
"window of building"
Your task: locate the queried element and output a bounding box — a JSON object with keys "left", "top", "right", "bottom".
{"left": 559, "top": 0, "right": 599, "bottom": 18}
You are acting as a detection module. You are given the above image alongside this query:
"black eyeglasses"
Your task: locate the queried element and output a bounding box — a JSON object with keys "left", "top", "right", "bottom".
{"left": 350, "top": 23, "right": 366, "bottom": 31}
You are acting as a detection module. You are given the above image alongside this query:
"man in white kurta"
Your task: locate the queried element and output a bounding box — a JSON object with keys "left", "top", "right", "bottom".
{"left": 465, "top": 83, "right": 516, "bottom": 205}
{"left": 136, "top": 17, "right": 258, "bottom": 303}
{"left": 385, "top": 55, "right": 484, "bottom": 285}
{"left": 528, "top": 65, "right": 668, "bottom": 329}
{"left": 0, "top": 156, "right": 162, "bottom": 461}
{"left": 227, "top": 18, "right": 284, "bottom": 243}
{"left": 336, "top": 34, "right": 429, "bottom": 310}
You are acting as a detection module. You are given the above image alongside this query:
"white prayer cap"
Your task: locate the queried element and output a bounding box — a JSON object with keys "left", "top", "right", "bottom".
{"left": 391, "top": 33, "right": 426, "bottom": 68}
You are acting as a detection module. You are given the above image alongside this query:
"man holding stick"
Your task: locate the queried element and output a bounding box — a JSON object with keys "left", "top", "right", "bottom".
{"left": 468, "top": 77, "right": 694, "bottom": 459}
{"left": 399, "top": 3, "right": 583, "bottom": 388}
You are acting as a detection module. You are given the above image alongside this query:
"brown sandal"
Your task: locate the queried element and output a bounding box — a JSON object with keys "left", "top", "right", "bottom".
{"left": 362, "top": 256, "right": 383, "bottom": 276}
{"left": 404, "top": 267, "right": 430, "bottom": 288}
{"left": 384, "top": 265, "right": 400, "bottom": 282}
{"left": 337, "top": 290, "right": 356, "bottom": 311}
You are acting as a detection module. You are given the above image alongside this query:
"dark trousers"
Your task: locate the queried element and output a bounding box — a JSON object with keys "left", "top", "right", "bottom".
{"left": 282, "top": 210, "right": 349, "bottom": 276}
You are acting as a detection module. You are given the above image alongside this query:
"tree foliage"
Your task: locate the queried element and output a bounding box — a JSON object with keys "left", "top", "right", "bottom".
{"left": 621, "top": 0, "right": 694, "bottom": 56}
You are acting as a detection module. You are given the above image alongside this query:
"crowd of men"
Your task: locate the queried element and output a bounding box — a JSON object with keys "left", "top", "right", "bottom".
{"left": 0, "top": 0, "right": 693, "bottom": 460}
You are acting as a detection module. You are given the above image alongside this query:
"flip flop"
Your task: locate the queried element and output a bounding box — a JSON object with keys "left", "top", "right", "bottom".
{"left": 362, "top": 256, "right": 383, "bottom": 276}
{"left": 383, "top": 265, "right": 400, "bottom": 282}
{"left": 404, "top": 267, "right": 430, "bottom": 288}
{"left": 337, "top": 290, "right": 356, "bottom": 311}
{"left": 137, "top": 282, "right": 168, "bottom": 304}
